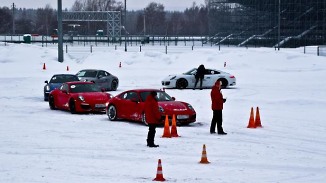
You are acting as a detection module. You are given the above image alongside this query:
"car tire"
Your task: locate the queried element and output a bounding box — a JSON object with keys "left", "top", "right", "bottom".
{"left": 111, "top": 79, "right": 118, "bottom": 91}
{"left": 107, "top": 105, "right": 117, "bottom": 121}
{"left": 176, "top": 78, "right": 188, "bottom": 89}
{"left": 69, "top": 99, "right": 76, "bottom": 114}
{"left": 49, "top": 95, "right": 56, "bottom": 110}
{"left": 218, "top": 79, "right": 228, "bottom": 89}
{"left": 141, "top": 113, "right": 149, "bottom": 126}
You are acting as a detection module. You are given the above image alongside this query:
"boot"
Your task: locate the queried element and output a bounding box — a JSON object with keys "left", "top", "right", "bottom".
{"left": 148, "top": 144, "right": 159, "bottom": 148}
{"left": 218, "top": 127, "right": 227, "bottom": 135}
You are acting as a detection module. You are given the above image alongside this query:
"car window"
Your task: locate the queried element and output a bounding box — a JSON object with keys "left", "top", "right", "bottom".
{"left": 77, "top": 70, "right": 97, "bottom": 77}
{"left": 140, "top": 91, "right": 172, "bottom": 102}
{"left": 184, "top": 68, "right": 196, "bottom": 75}
{"left": 70, "top": 83, "right": 101, "bottom": 93}
{"left": 50, "top": 75, "right": 79, "bottom": 83}
{"left": 98, "top": 71, "right": 105, "bottom": 77}
{"left": 156, "top": 91, "right": 173, "bottom": 101}
{"left": 60, "top": 83, "right": 69, "bottom": 92}
{"left": 122, "top": 91, "right": 139, "bottom": 101}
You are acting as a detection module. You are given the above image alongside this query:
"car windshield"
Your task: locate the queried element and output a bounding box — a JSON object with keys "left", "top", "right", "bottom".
{"left": 70, "top": 83, "right": 101, "bottom": 93}
{"left": 140, "top": 91, "right": 173, "bottom": 102}
{"left": 183, "top": 68, "right": 197, "bottom": 75}
{"left": 50, "top": 75, "right": 79, "bottom": 83}
{"left": 76, "top": 70, "right": 97, "bottom": 78}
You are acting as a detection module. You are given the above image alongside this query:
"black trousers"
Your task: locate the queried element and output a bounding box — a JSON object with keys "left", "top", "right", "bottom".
{"left": 210, "top": 110, "right": 223, "bottom": 133}
{"left": 194, "top": 77, "right": 203, "bottom": 89}
{"left": 147, "top": 124, "right": 157, "bottom": 145}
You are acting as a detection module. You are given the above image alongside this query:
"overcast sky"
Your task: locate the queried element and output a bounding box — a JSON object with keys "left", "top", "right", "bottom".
{"left": 1, "top": 0, "right": 206, "bottom": 11}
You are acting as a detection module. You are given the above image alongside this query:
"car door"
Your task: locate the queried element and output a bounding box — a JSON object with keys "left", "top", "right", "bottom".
{"left": 204, "top": 69, "right": 221, "bottom": 87}
{"left": 96, "top": 70, "right": 110, "bottom": 89}
{"left": 56, "top": 83, "right": 70, "bottom": 110}
{"left": 116, "top": 91, "right": 142, "bottom": 120}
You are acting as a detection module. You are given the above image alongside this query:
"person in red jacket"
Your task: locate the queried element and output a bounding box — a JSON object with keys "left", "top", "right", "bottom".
{"left": 210, "top": 80, "right": 227, "bottom": 135}
{"left": 144, "top": 91, "right": 162, "bottom": 147}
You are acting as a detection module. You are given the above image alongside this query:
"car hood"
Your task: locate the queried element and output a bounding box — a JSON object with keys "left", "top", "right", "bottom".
{"left": 158, "top": 101, "right": 190, "bottom": 112}
{"left": 48, "top": 83, "right": 62, "bottom": 90}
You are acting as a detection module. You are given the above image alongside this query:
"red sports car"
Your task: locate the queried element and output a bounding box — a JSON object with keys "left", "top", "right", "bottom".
{"left": 49, "top": 81, "right": 112, "bottom": 113}
{"left": 106, "top": 89, "right": 196, "bottom": 125}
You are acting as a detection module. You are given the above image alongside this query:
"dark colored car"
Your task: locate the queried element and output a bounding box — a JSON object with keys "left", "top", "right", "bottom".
{"left": 76, "top": 69, "right": 119, "bottom": 91}
{"left": 44, "top": 74, "right": 79, "bottom": 101}
{"left": 106, "top": 89, "right": 196, "bottom": 125}
{"left": 49, "top": 81, "right": 112, "bottom": 114}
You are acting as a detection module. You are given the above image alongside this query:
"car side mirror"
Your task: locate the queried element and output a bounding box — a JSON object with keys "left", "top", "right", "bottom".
{"left": 45, "top": 80, "right": 48, "bottom": 84}
{"left": 171, "top": 97, "right": 176, "bottom": 101}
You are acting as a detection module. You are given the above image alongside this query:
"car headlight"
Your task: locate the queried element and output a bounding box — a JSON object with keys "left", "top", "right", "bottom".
{"left": 170, "top": 76, "right": 176, "bottom": 80}
{"left": 187, "top": 104, "right": 195, "bottom": 111}
{"left": 45, "top": 85, "right": 50, "bottom": 91}
{"left": 78, "top": 95, "right": 85, "bottom": 102}
{"left": 159, "top": 106, "right": 164, "bottom": 112}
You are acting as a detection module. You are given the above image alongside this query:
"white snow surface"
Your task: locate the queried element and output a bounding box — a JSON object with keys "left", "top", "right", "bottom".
{"left": 0, "top": 43, "right": 325, "bottom": 183}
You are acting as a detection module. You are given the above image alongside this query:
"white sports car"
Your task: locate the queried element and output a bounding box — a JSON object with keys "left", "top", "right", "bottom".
{"left": 161, "top": 68, "right": 236, "bottom": 89}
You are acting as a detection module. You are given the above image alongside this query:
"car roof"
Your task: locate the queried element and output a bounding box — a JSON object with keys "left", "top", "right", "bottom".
{"left": 65, "top": 81, "right": 93, "bottom": 85}
{"left": 52, "top": 74, "right": 78, "bottom": 77}
{"left": 122, "top": 89, "right": 162, "bottom": 93}
{"left": 79, "top": 69, "right": 103, "bottom": 72}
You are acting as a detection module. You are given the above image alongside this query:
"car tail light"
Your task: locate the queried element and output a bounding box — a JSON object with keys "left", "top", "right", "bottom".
{"left": 229, "top": 75, "right": 235, "bottom": 78}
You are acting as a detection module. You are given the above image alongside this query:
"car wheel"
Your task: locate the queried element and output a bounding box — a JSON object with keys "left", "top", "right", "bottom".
{"left": 49, "top": 95, "right": 56, "bottom": 110}
{"left": 111, "top": 79, "right": 118, "bottom": 91}
{"left": 218, "top": 79, "right": 228, "bottom": 89}
{"left": 107, "top": 105, "right": 117, "bottom": 121}
{"left": 176, "top": 78, "right": 188, "bottom": 89}
{"left": 69, "top": 99, "right": 76, "bottom": 114}
{"left": 142, "top": 113, "right": 149, "bottom": 126}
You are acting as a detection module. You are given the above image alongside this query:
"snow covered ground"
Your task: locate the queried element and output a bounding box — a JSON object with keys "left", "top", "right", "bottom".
{"left": 0, "top": 43, "right": 325, "bottom": 183}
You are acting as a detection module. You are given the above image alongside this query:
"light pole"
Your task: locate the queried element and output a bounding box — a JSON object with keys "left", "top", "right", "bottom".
{"left": 278, "top": 0, "right": 281, "bottom": 50}
{"left": 124, "top": 0, "right": 127, "bottom": 52}
{"left": 57, "top": 0, "right": 63, "bottom": 62}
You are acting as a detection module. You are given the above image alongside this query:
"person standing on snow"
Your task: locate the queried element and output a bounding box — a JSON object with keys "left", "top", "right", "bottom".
{"left": 210, "top": 80, "right": 227, "bottom": 135}
{"left": 193, "top": 64, "right": 206, "bottom": 90}
{"left": 144, "top": 91, "right": 161, "bottom": 147}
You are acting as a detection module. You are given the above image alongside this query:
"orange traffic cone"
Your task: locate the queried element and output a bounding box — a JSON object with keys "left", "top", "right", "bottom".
{"left": 66, "top": 66, "right": 69, "bottom": 71}
{"left": 153, "top": 159, "right": 166, "bottom": 181}
{"left": 43, "top": 63, "right": 46, "bottom": 70}
{"left": 170, "top": 114, "right": 180, "bottom": 137}
{"left": 162, "top": 115, "right": 171, "bottom": 138}
{"left": 247, "top": 107, "right": 256, "bottom": 128}
{"left": 255, "top": 107, "right": 262, "bottom": 127}
{"left": 199, "top": 144, "right": 210, "bottom": 164}
{"left": 119, "top": 62, "right": 121, "bottom": 68}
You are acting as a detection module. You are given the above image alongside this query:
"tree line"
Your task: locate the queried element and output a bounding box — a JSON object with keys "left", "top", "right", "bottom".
{"left": 0, "top": 0, "right": 209, "bottom": 36}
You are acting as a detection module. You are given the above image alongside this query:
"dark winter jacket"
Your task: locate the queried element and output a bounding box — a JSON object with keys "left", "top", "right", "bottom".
{"left": 211, "top": 83, "right": 224, "bottom": 110}
{"left": 195, "top": 64, "right": 206, "bottom": 79}
{"left": 144, "top": 94, "right": 161, "bottom": 124}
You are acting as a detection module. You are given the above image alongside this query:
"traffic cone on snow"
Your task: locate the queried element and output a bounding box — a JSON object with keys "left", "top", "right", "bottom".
{"left": 255, "top": 107, "right": 262, "bottom": 127}
{"left": 247, "top": 107, "right": 256, "bottom": 128}
{"left": 119, "top": 62, "right": 121, "bottom": 68}
{"left": 66, "top": 66, "right": 69, "bottom": 71}
{"left": 153, "top": 159, "right": 166, "bottom": 181}
{"left": 170, "top": 114, "right": 180, "bottom": 137}
{"left": 199, "top": 144, "right": 210, "bottom": 164}
{"left": 162, "top": 115, "right": 171, "bottom": 138}
{"left": 43, "top": 63, "right": 46, "bottom": 70}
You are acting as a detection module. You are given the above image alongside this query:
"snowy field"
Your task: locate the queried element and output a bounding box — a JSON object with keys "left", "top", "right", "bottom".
{"left": 0, "top": 43, "right": 325, "bottom": 183}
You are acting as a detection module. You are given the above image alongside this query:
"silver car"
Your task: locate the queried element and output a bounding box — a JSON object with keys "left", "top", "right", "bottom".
{"left": 161, "top": 68, "right": 236, "bottom": 89}
{"left": 76, "top": 69, "right": 119, "bottom": 91}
